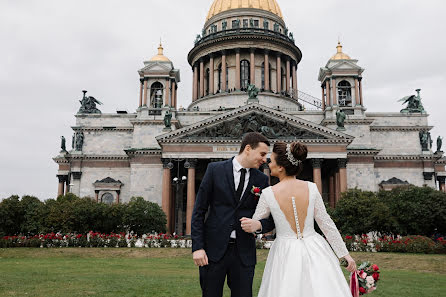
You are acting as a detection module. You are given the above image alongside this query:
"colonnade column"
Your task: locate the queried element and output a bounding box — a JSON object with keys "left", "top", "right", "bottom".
{"left": 286, "top": 58, "right": 291, "bottom": 94}
{"left": 165, "top": 79, "right": 170, "bottom": 107}
{"left": 331, "top": 78, "right": 337, "bottom": 106}
{"left": 338, "top": 158, "right": 348, "bottom": 193}
{"left": 250, "top": 48, "right": 255, "bottom": 85}
{"left": 222, "top": 51, "right": 227, "bottom": 91}
{"left": 311, "top": 159, "right": 323, "bottom": 194}
{"left": 192, "top": 65, "right": 198, "bottom": 101}
{"left": 264, "top": 50, "right": 270, "bottom": 91}
{"left": 116, "top": 190, "right": 120, "bottom": 204}
{"left": 171, "top": 81, "right": 176, "bottom": 108}
{"left": 354, "top": 78, "right": 360, "bottom": 106}
{"left": 139, "top": 79, "right": 144, "bottom": 107}
{"left": 359, "top": 77, "right": 364, "bottom": 106}
{"left": 321, "top": 86, "right": 326, "bottom": 110}
{"left": 235, "top": 49, "right": 241, "bottom": 90}
{"left": 292, "top": 63, "right": 297, "bottom": 96}
{"left": 209, "top": 55, "right": 215, "bottom": 95}
{"left": 185, "top": 159, "right": 198, "bottom": 236}
{"left": 143, "top": 79, "right": 148, "bottom": 106}
{"left": 57, "top": 175, "right": 67, "bottom": 197}
{"left": 335, "top": 170, "right": 340, "bottom": 204}
{"left": 162, "top": 159, "right": 173, "bottom": 233}
{"left": 325, "top": 80, "right": 331, "bottom": 107}
{"left": 276, "top": 54, "right": 281, "bottom": 92}
{"left": 199, "top": 59, "right": 204, "bottom": 98}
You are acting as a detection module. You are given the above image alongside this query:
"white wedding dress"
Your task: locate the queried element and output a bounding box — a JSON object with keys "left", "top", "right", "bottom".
{"left": 253, "top": 182, "right": 351, "bottom": 297}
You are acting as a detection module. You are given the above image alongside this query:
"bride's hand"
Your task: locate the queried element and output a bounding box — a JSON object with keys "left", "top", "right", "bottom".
{"left": 240, "top": 217, "right": 261, "bottom": 233}
{"left": 343, "top": 254, "right": 357, "bottom": 273}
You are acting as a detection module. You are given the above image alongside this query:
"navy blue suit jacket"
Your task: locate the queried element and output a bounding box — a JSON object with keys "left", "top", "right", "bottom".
{"left": 191, "top": 158, "right": 275, "bottom": 266}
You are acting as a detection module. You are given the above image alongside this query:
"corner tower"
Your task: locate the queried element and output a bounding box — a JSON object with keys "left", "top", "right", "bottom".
{"left": 188, "top": 0, "right": 302, "bottom": 110}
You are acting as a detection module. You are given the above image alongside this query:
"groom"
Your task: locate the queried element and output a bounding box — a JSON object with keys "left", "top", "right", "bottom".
{"left": 191, "top": 132, "right": 275, "bottom": 297}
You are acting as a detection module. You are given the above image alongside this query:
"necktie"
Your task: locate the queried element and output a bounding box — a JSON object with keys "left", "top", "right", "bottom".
{"left": 236, "top": 168, "right": 246, "bottom": 200}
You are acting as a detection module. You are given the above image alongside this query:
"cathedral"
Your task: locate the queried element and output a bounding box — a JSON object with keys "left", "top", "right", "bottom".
{"left": 53, "top": 0, "right": 445, "bottom": 235}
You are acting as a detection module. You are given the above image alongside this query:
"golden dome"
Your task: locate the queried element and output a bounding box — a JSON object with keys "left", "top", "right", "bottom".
{"left": 330, "top": 42, "right": 351, "bottom": 60}
{"left": 206, "top": 0, "right": 283, "bottom": 21}
{"left": 150, "top": 43, "right": 171, "bottom": 62}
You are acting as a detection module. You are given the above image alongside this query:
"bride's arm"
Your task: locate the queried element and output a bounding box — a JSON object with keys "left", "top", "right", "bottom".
{"left": 313, "top": 185, "right": 349, "bottom": 259}
{"left": 240, "top": 192, "right": 271, "bottom": 233}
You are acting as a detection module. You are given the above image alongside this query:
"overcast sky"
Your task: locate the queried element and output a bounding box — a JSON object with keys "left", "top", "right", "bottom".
{"left": 1, "top": 0, "right": 445, "bottom": 201}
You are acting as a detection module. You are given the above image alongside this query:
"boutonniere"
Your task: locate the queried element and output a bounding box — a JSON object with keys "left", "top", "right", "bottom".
{"left": 251, "top": 186, "right": 261, "bottom": 199}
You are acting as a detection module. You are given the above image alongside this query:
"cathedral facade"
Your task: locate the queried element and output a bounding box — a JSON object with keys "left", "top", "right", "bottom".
{"left": 53, "top": 0, "right": 445, "bottom": 235}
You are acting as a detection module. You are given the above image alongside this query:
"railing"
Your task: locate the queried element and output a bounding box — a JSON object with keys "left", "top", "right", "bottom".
{"left": 194, "top": 28, "right": 295, "bottom": 46}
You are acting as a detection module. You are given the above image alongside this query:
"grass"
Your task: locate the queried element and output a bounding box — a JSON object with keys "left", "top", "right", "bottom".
{"left": 0, "top": 248, "right": 444, "bottom": 297}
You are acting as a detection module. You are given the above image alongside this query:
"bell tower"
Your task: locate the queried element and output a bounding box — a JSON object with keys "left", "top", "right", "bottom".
{"left": 318, "top": 42, "right": 365, "bottom": 118}
{"left": 137, "top": 43, "right": 181, "bottom": 110}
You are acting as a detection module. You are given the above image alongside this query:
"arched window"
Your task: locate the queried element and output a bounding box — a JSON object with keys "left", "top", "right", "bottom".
{"left": 338, "top": 80, "right": 352, "bottom": 106}
{"left": 240, "top": 60, "right": 250, "bottom": 90}
{"left": 101, "top": 193, "right": 114, "bottom": 205}
{"left": 205, "top": 68, "right": 210, "bottom": 95}
{"left": 261, "top": 62, "right": 272, "bottom": 90}
{"left": 150, "top": 82, "right": 164, "bottom": 108}
{"left": 217, "top": 63, "right": 228, "bottom": 92}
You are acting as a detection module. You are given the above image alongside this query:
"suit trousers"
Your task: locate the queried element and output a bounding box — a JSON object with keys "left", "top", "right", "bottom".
{"left": 199, "top": 242, "right": 255, "bottom": 297}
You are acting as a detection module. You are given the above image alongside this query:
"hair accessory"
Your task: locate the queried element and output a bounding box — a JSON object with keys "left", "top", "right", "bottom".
{"left": 286, "top": 143, "right": 302, "bottom": 166}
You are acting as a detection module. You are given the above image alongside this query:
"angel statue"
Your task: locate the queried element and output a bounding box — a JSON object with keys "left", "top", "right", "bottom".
{"left": 78, "top": 90, "right": 102, "bottom": 114}
{"left": 399, "top": 89, "right": 425, "bottom": 113}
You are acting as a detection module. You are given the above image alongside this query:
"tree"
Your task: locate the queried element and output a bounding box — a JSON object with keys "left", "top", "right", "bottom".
{"left": 0, "top": 195, "right": 23, "bottom": 235}
{"left": 123, "top": 197, "right": 166, "bottom": 235}
{"left": 20, "top": 195, "right": 45, "bottom": 235}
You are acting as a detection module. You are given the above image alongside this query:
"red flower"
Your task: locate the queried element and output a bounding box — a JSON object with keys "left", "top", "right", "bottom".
{"left": 372, "top": 272, "right": 380, "bottom": 281}
{"left": 359, "top": 287, "right": 366, "bottom": 294}
{"left": 345, "top": 235, "right": 353, "bottom": 240}
{"left": 372, "top": 264, "right": 379, "bottom": 271}
{"left": 250, "top": 186, "right": 261, "bottom": 198}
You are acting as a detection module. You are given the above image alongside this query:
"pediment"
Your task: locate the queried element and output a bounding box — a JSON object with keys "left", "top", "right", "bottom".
{"left": 328, "top": 60, "right": 362, "bottom": 71}
{"left": 157, "top": 104, "right": 353, "bottom": 143}
{"left": 139, "top": 62, "right": 173, "bottom": 73}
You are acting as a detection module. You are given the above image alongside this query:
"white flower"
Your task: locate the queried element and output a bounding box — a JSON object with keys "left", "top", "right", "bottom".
{"left": 366, "top": 275, "right": 375, "bottom": 288}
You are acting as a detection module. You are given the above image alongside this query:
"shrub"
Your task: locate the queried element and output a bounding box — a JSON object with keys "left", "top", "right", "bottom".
{"left": 123, "top": 197, "right": 167, "bottom": 235}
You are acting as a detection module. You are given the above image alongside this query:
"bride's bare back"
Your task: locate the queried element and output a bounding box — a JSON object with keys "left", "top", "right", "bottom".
{"left": 271, "top": 179, "right": 309, "bottom": 235}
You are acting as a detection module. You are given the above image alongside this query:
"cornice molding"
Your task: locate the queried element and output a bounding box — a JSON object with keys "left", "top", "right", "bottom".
{"left": 370, "top": 126, "right": 433, "bottom": 132}
{"left": 72, "top": 126, "right": 134, "bottom": 132}
{"left": 321, "top": 119, "right": 374, "bottom": 126}
{"left": 374, "top": 155, "right": 434, "bottom": 161}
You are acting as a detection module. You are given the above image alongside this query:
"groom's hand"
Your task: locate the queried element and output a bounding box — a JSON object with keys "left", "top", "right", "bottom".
{"left": 193, "top": 249, "right": 209, "bottom": 267}
{"left": 240, "top": 217, "right": 262, "bottom": 233}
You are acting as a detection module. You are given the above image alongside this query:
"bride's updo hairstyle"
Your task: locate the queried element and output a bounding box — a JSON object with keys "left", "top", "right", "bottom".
{"left": 273, "top": 141, "right": 308, "bottom": 176}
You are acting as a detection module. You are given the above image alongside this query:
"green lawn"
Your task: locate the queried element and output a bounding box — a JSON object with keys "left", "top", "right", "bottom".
{"left": 0, "top": 249, "right": 444, "bottom": 297}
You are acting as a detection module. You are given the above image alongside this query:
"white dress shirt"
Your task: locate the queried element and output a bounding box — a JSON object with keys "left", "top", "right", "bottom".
{"left": 230, "top": 157, "right": 250, "bottom": 238}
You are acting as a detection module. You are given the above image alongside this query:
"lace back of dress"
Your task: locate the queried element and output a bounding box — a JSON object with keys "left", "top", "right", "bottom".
{"left": 291, "top": 197, "right": 303, "bottom": 239}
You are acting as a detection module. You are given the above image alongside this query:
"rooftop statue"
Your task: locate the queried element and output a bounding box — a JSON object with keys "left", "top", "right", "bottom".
{"left": 78, "top": 90, "right": 102, "bottom": 114}
{"left": 194, "top": 34, "right": 201, "bottom": 45}
{"left": 247, "top": 84, "right": 259, "bottom": 99}
{"left": 164, "top": 108, "right": 172, "bottom": 129}
{"left": 437, "top": 136, "right": 443, "bottom": 152}
{"left": 336, "top": 109, "right": 346, "bottom": 131}
{"left": 60, "top": 136, "right": 67, "bottom": 152}
{"left": 399, "top": 89, "right": 425, "bottom": 113}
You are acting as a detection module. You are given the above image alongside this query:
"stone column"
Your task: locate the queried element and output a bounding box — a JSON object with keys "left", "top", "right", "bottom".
{"left": 292, "top": 63, "right": 297, "bottom": 95}
{"left": 438, "top": 176, "right": 446, "bottom": 192}
{"left": 95, "top": 190, "right": 99, "bottom": 203}
{"left": 235, "top": 49, "right": 241, "bottom": 90}
{"left": 338, "top": 158, "right": 348, "bottom": 193}
{"left": 325, "top": 80, "right": 331, "bottom": 106}
{"left": 209, "top": 55, "right": 215, "bottom": 94}
{"left": 116, "top": 190, "right": 120, "bottom": 204}
{"left": 354, "top": 78, "right": 360, "bottom": 106}
{"left": 335, "top": 170, "right": 340, "bottom": 204}
{"left": 311, "top": 159, "right": 323, "bottom": 194}
{"left": 165, "top": 79, "right": 170, "bottom": 107}
{"left": 264, "top": 50, "right": 270, "bottom": 91}
{"left": 331, "top": 78, "right": 337, "bottom": 105}
{"left": 321, "top": 86, "right": 326, "bottom": 110}
{"left": 286, "top": 58, "right": 291, "bottom": 94}
{"left": 192, "top": 65, "right": 198, "bottom": 101}
{"left": 171, "top": 81, "right": 176, "bottom": 108}
{"left": 222, "top": 51, "right": 227, "bottom": 91}
{"left": 359, "top": 77, "right": 364, "bottom": 106}
{"left": 276, "top": 54, "right": 281, "bottom": 93}
{"left": 329, "top": 173, "right": 335, "bottom": 208}
{"left": 57, "top": 175, "right": 67, "bottom": 197}
{"left": 143, "top": 79, "right": 148, "bottom": 106}
{"left": 185, "top": 159, "right": 198, "bottom": 236}
{"left": 250, "top": 48, "right": 255, "bottom": 85}
{"left": 139, "top": 79, "right": 144, "bottom": 107}
{"left": 162, "top": 159, "right": 173, "bottom": 233}
{"left": 199, "top": 59, "right": 204, "bottom": 98}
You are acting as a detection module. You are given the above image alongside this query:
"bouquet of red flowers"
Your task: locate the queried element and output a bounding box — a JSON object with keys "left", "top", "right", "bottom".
{"left": 350, "top": 261, "right": 380, "bottom": 296}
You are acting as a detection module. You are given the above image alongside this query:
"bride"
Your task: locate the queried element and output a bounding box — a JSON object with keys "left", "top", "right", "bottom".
{"left": 241, "top": 141, "right": 356, "bottom": 297}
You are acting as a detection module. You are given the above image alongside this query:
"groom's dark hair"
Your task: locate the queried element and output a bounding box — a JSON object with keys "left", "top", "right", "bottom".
{"left": 239, "top": 132, "right": 270, "bottom": 154}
